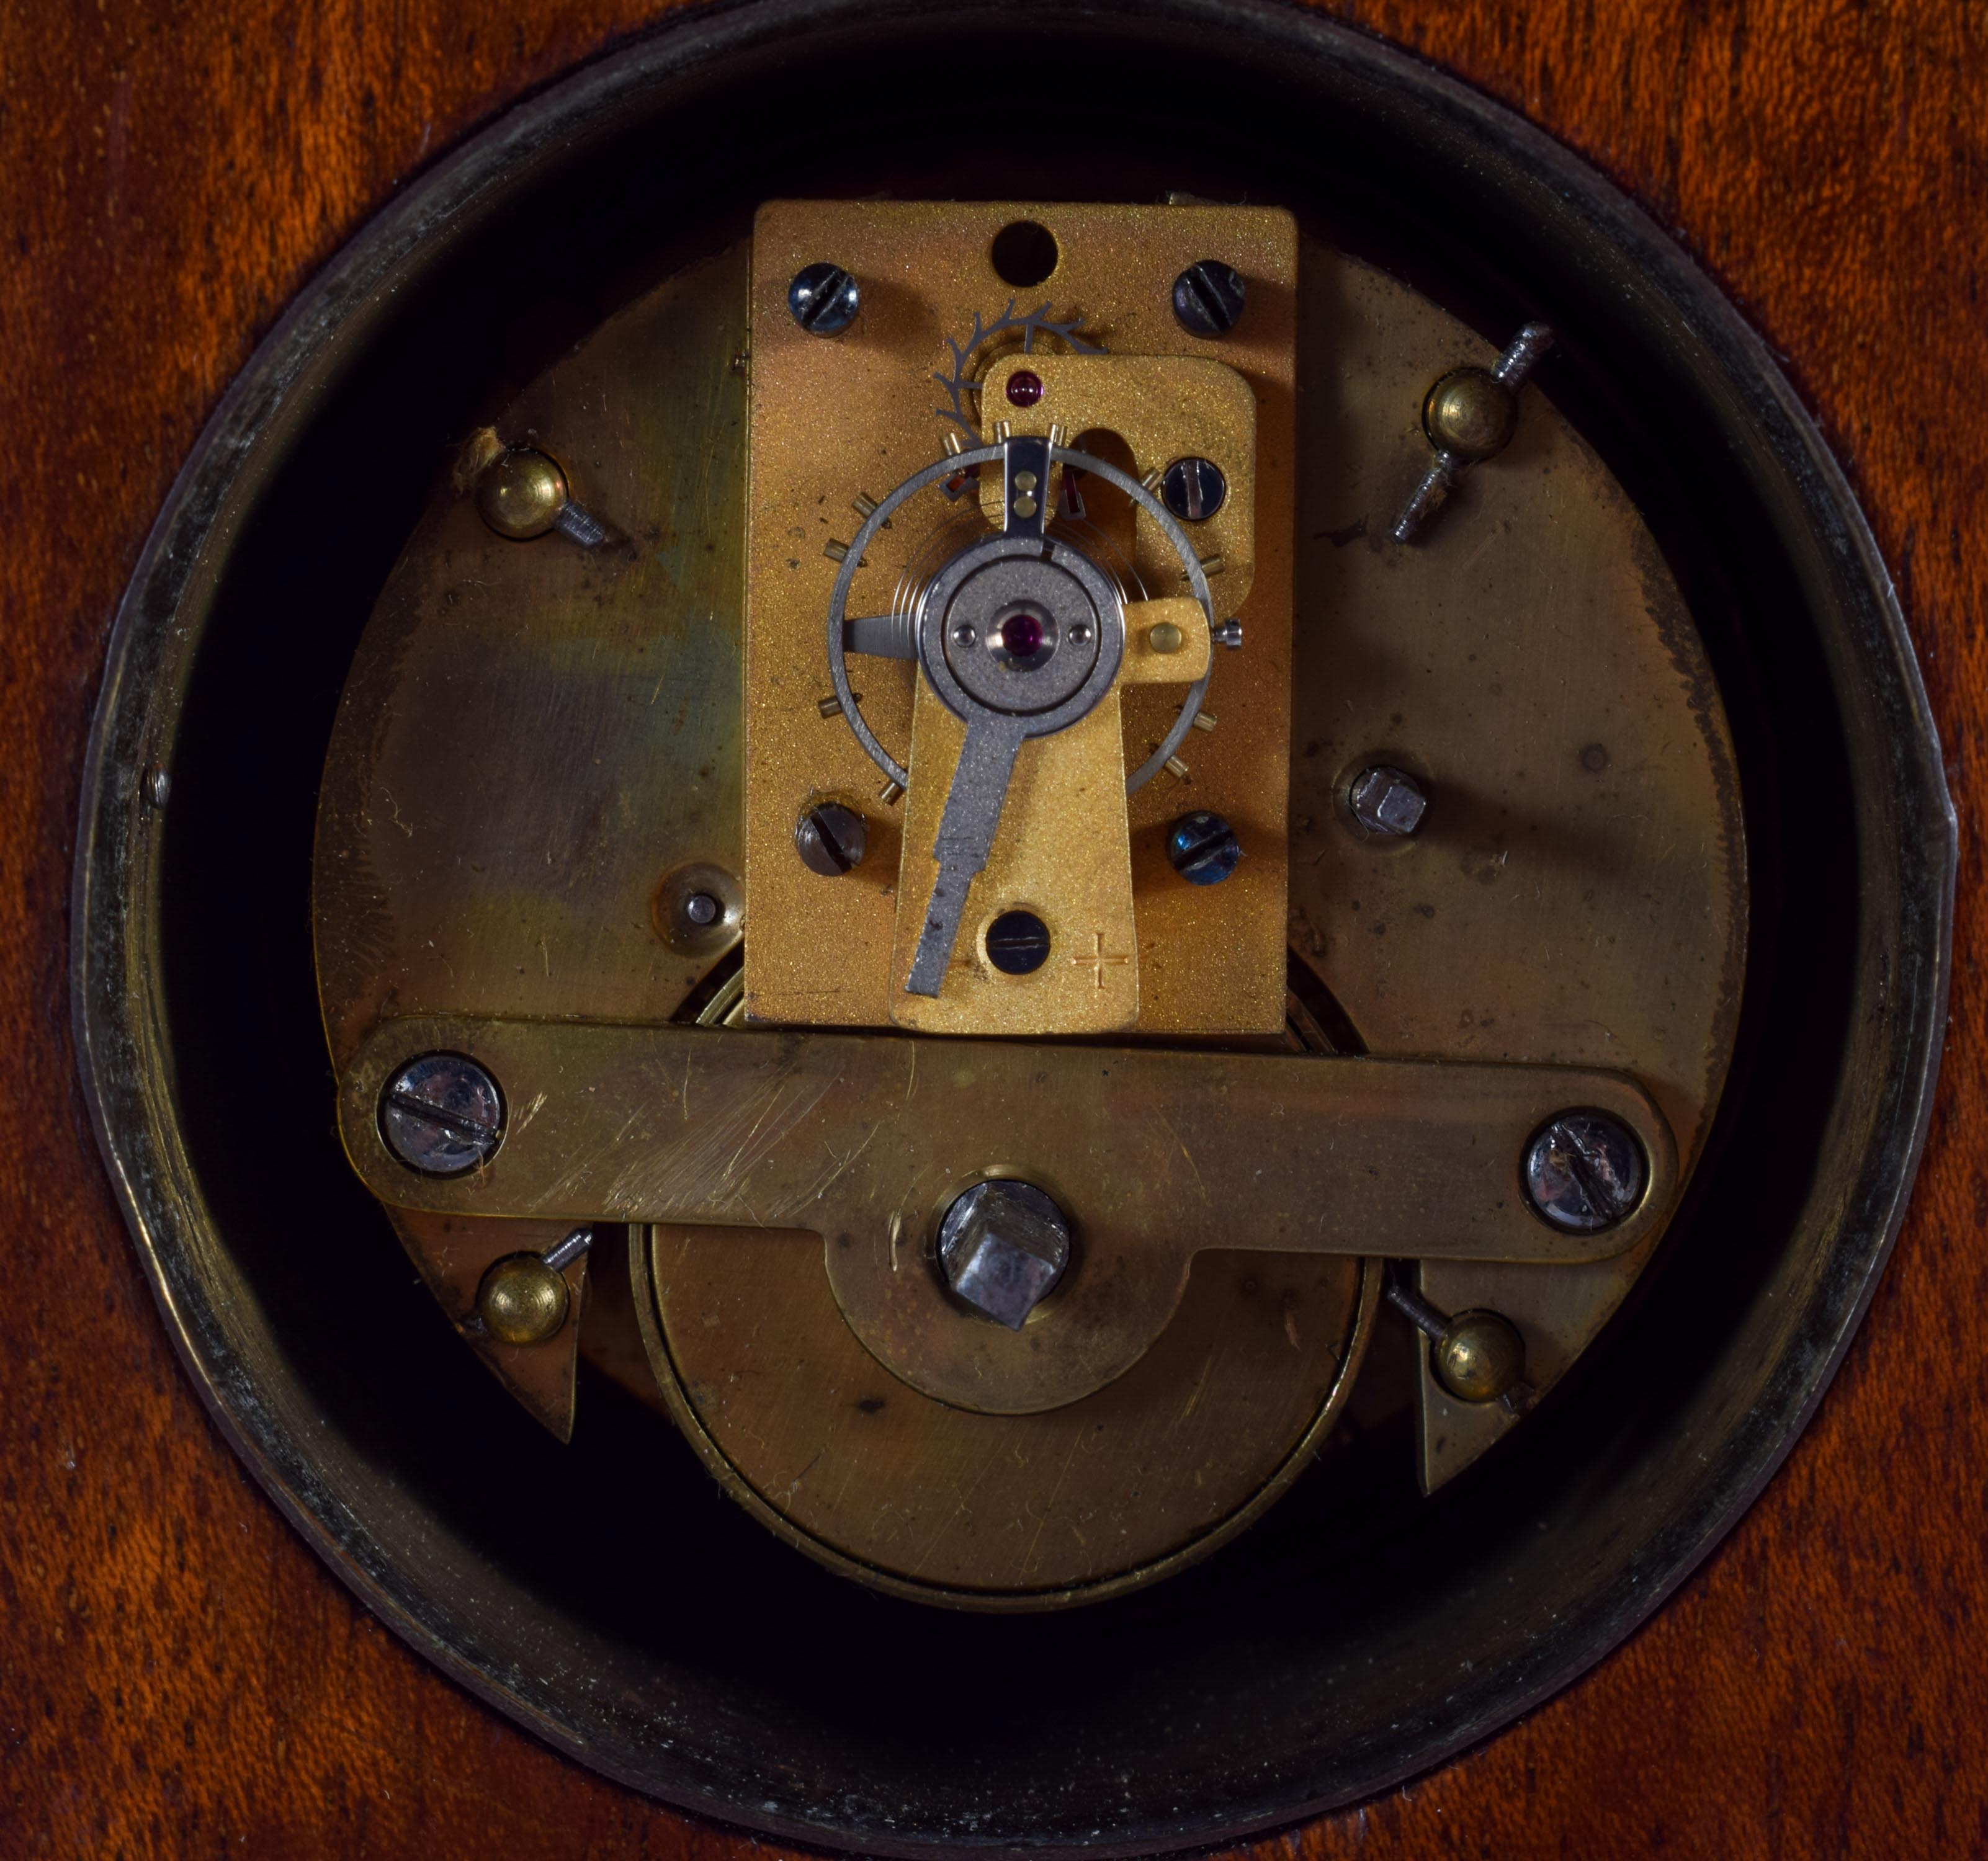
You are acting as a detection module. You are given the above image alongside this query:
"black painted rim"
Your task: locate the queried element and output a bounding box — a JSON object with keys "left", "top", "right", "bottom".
{"left": 71, "top": 2, "right": 1953, "bottom": 1852}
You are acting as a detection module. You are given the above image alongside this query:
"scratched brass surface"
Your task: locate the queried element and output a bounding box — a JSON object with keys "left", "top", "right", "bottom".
{"left": 336, "top": 1014, "right": 1677, "bottom": 1417}
{"left": 637, "top": 1228, "right": 1375, "bottom": 1605}
{"left": 309, "top": 225, "right": 1740, "bottom": 1506}
{"left": 311, "top": 246, "right": 750, "bottom": 1432}
{"left": 1289, "top": 244, "right": 1745, "bottom": 1486}
{"left": 743, "top": 202, "right": 1297, "bottom": 1036}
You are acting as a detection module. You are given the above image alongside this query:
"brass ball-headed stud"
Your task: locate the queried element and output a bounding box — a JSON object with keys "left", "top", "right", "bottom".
{"left": 1422, "top": 368, "right": 1518, "bottom": 463}
{"left": 477, "top": 447, "right": 571, "bottom": 539}
{"left": 477, "top": 1252, "right": 571, "bottom": 1346}
{"left": 1432, "top": 1308, "right": 1526, "bottom": 1403}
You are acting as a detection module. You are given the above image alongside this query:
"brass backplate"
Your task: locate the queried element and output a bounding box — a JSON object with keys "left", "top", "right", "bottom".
{"left": 742, "top": 202, "right": 1297, "bottom": 1036}
{"left": 310, "top": 225, "right": 1742, "bottom": 1550}
{"left": 1287, "top": 243, "right": 1745, "bottom": 1486}
{"left": 311, "top": 246, "right": 750, "bottom": 1431}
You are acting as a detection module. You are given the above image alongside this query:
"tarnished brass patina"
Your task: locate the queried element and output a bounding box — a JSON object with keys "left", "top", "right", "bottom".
{"left": 477, "top": 1252, "right": 571, "bottom": 1345}
{"left": 313, "top": 245, "right": 750, "bottom": 1435}
{"left": 336, "top": 1014, "right": 1675, "bottom": 1414}
{"left": 1433, "top": 1308, "right": 1526, "bottom": 1403}
{"left": 1422, "top": 368, "right": 1516, "bottom": 462}
{"left": 476, "top": 446, "right": 571, "bottom": 539}
{"left": 637, "top": 1230, "right": 1376, "bottom": 1604}
{"left": 385, "top": 1210, "right": 592, "bottom": 1435}
{"left": 81, "top": 7, "right": 1948, "bottom": 1823}
{"left": 1292, "top": 244, "right": 1744, "bottom": 1487}
{"left": 308, "top": 213, "right": 1742, "bottom": 1592}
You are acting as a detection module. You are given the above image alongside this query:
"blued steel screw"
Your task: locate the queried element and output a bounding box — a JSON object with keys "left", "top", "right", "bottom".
{"left": 1523, "top": 1110, "right": 1647, "bottom": 1233}
{"left": 788, "top": 262, "right": 861, "bottom": 336}
{"left": 379, "top": 1052, "right": 504, "bottom": 1177}
{"left": 1161, "top": 456, "right": 1228, "bottom": 522}
{"left": 795, "top": 802, "right": 867, "bottom": 877}
{"left": 1349, "top": 765, "right": 1428, "bottom": 837}
{"left": 1171, "top": 260, "right": 1247, "bottom": 336}
{"left": 1168, "top": 811, "right": 1242, "bottom": 886}
{"left": 985, "top": 909, "right": 1051, "bottom": 975}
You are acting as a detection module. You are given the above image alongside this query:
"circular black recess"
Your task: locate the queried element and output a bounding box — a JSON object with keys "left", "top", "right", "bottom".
{"left": 72, "top": 2, "right": 1952, "bottom": 1855}
{"left": 990, "top": 216, "right": 1060, "bottom": 286}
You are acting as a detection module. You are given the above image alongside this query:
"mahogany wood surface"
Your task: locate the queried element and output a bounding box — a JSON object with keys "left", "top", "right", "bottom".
{"left": 3, "top": 1, "right": 1983, "bottom": 1854}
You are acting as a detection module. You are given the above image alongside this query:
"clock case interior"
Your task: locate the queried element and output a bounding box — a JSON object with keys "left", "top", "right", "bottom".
{"left": 73, "top": 2, "right": 1950, "bottom": 1854}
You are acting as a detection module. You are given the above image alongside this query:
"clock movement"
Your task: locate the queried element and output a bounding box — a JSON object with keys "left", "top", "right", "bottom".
{"left": 71, "top": 2, "right": 1951, "bottom": 1850}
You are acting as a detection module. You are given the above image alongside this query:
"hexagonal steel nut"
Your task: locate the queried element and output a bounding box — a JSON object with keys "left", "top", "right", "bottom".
{"left": 937, "top": 1181, "right": 1071, "bottom": 1330}
{"left": 1350, "top": 765, "right": 1428, "bottom": 837}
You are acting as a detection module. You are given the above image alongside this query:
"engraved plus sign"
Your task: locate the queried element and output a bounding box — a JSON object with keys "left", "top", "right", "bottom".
{"left": 1071, "top": 930, "right": 1131, "bottom": 989}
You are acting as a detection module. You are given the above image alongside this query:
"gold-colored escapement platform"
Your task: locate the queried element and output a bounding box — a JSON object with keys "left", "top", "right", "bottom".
{"left": 743, "top": 200, "right": 1297, "bottom": 1038}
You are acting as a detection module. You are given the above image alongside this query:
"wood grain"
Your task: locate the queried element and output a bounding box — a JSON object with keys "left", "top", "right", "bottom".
{"left": 3, "top": 1, "right": 1984, "bottom": 1855}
